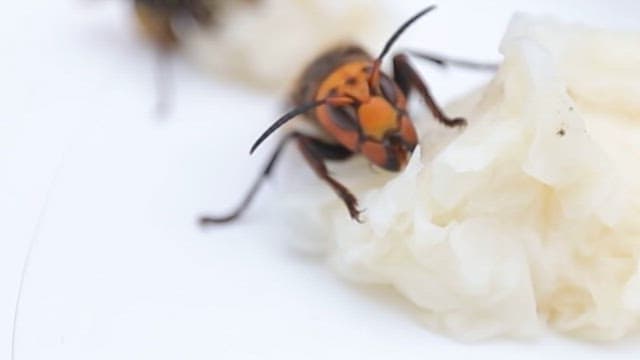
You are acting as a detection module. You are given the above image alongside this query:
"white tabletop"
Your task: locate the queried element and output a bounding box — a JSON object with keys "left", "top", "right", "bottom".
{"left": 2, "top": 0, "right": 640, "bottom": 359}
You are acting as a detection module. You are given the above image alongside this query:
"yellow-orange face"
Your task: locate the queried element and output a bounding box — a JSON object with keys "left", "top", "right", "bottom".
{"left": 315, "top": 61, "right": 418, "bottom": 171}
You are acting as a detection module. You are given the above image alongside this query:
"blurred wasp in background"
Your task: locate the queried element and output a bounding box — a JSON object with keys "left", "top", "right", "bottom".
{"left": 130, "top": 0, "right": 258, "bottom": 115}
{"left": 133, "top": 0, "right": 212, "bottom": 47}
{"left": 200, "top": 5, "right": 497, "bottom": 224}
{"left": 132, "top": 0, "right": 211, "bottom": 115}
{"left": 133, "top": 0, "right": 260, "bottom": 46}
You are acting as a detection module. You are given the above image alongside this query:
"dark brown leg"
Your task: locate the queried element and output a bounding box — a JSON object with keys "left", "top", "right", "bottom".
{"left": 393, "top": 53, "right": 466, "bottom": 127}
{"left": 199, "top": 132, "right": 353, "bottom": 225}
{"left": 406, "top": 50, "right": 499, "bottom": 71}
{"left": 200, "top": 133, "right": 295, "bottom": 225}
{"left": 295, "top": 135, "right": 361, "bottom": 222}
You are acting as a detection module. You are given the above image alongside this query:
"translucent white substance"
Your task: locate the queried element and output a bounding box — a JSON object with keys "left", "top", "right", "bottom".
{"left": 179, "top": 0, "right": 389, "bottom": 91}
{"left": 288, "top": 16, "right": 640, "bottom": 340}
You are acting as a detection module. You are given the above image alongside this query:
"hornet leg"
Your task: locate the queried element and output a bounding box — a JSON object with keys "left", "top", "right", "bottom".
{"left": 200, "top": 133, "right": 296, "bottom": 225}
{"left": 199, "top": 132, "right": 353, "bottom": 225}
{"left": 294, "top": 134, "right": 360, "bottom": 222}
{"left": 406, "top": 50, "right": 499, "bottom": 71}
{"left": 393, "top": 53, "right": 467, "bottom": 127}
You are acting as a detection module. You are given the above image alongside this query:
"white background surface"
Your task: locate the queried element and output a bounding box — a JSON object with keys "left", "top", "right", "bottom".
{"left": 2, "top": 0, "right": 640, "bottom": 359}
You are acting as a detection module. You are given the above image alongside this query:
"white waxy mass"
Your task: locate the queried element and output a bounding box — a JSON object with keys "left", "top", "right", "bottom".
{"left": 281, "top": 15, "right": 640, "bottom": 340}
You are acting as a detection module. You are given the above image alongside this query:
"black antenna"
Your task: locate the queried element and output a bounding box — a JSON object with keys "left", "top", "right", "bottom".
{"left": 250, "top": 98, "right": 327, "bottom": 154}
{"left": 378, "top": 5, "right": 436, "bottom": 64}
{"left": 370, "top": 5, "right": 437, "bottom": 84}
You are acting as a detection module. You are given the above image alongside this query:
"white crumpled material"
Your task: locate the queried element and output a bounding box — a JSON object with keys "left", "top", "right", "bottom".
{"left": 179, "top": 0, "right": 389, "bottom": 91}
{"left": 283, "top": 15, "right": 640, "bottom": 340}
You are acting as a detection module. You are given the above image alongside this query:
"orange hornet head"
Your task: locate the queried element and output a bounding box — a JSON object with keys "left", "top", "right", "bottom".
{"left": 315, "top": 61, "right": 418, "bottom": 172}
{"left": 251, "top": 6, "right": 438, "bottom": 171}
{"left": 313, "top": 5, "right": 441, "bottom": 172}
{"left": 357, "top": 88, "right": 418, "bottom": 171}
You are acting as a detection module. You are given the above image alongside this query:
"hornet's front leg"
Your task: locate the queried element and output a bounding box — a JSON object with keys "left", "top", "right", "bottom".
{"left": 199, "top": 132, "right": 355, "bottom": 225}
{"left": 294, "top": 134, "right": 361, "bottom": 222}
{"left": 200, "top": 132, "right": 297, "bottom": 225}
{"left": 393, "top": 53, "right": 467, "bottom": 127}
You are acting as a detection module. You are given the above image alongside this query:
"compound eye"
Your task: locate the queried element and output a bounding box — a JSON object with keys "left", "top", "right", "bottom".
{"left": 379, "top": 76, "right": 398, "bottom": 104}
{"left": 327, "top": 105, "right": 359, "bottom": 131}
